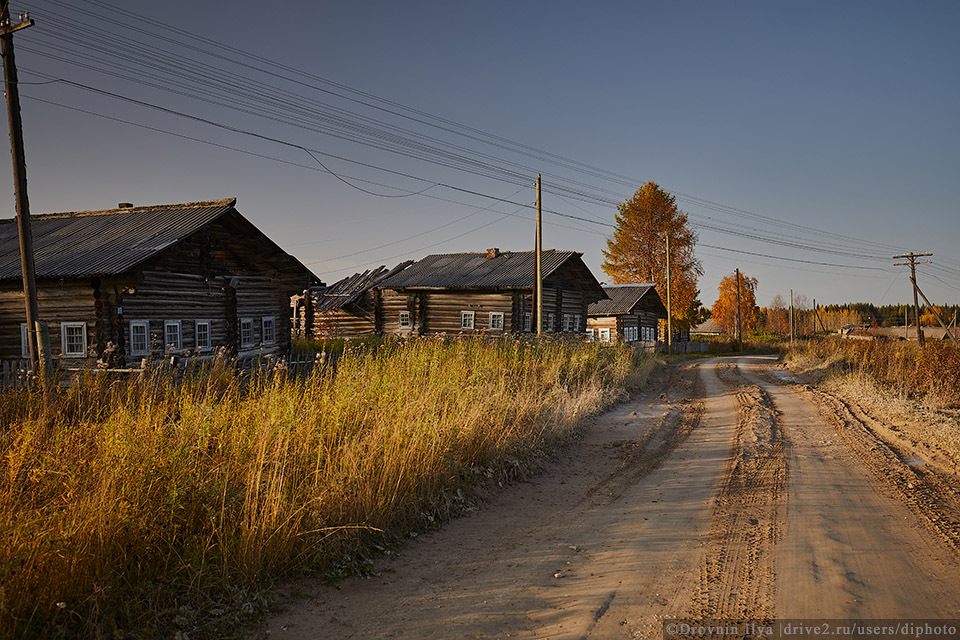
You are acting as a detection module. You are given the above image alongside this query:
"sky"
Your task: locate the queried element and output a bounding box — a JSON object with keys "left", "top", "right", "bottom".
{"left": 3, "top": 0, "right": 959, "bottom": 309}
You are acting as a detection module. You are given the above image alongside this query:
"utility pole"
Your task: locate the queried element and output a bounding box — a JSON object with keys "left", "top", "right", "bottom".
{"left": 789, "top": 289, "right": 794, "bottom": 345}
{"left": 665, "top": 233, "right": 672, "bottom": 354}
{"left": 534, "top": 174, "right": 542, "bottom": 336}
{"left": 912, "top": 277, "right": 958, "bottom": 347}
{"left": 735, "top": 268, "right": 742, "bottom": 351}
{"left": 893, "top": 252, "right": 932, "bottom": 346}
{"left": 1, "top": 7, "right": 38, "bottom": 371}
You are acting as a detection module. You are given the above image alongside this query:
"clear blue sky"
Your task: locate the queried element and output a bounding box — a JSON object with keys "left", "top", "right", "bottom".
{"left": 5, "top": 0, "right": 959, "bottom": 309}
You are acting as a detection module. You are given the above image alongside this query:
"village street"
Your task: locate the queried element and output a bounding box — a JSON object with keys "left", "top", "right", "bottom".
{"left": 262, "top": 356, "right": 960, "bottom": 639}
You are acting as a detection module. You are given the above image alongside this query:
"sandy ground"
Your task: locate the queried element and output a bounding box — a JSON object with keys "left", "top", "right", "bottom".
{"left": 260, "top": 356, "right": 960, "bottom": 639}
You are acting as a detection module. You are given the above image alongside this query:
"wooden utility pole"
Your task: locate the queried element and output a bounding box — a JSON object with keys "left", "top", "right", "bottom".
{"left": 534, "top": 174, "right": 542, "bottom": 336}
{"left": 789, "top": 289, "right": 794, "bottom": 345}
{"left": 1, "top": 7, "right": 38, "bottom": 371}
{"left": 893, "top": 252, "right": 932, "bottom": 345}
{"left": 912, "top": 277, "right": 958, "bottom": 346}
{"left": 735, "top": 268, "right": 742, "bottom": 351}
{"left": 665, "top": 233, "right": 672, "bottom": 354}
{"left": 813, "top": 298, "right": 826, "bottom": 332}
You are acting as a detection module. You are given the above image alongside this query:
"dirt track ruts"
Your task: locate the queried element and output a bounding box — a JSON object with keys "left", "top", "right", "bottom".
{"left": 261, "top": 356, "right": 960, "bottom": 639}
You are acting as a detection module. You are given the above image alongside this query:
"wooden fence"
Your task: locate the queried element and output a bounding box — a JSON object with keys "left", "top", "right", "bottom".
{"left": 1, "top": 359, "right": 31, "bottom": 391}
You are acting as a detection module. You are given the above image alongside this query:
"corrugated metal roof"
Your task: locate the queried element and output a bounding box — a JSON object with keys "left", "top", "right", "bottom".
{"left": 377, "top": 250, "right": 586, "bottom": 289}
{"left": 311, "top": 261, "right": 413, "bottom": 312}
{"left": 588, "top": 284, "right": 667, "bottom": 317}
{"left": 0, "top": 198, "right": 236, "bottom": 280}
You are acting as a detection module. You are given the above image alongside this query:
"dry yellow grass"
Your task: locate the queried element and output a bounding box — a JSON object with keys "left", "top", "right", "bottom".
{"left": 0, "top": 337, "right": 654, "bottom": 639}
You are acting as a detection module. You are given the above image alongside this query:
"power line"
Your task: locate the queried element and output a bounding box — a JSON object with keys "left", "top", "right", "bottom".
{"left": 19, "top": 0, "right": 930, "bottom": 265}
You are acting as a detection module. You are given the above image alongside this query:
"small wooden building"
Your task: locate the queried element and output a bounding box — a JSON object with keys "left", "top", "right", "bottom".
{"left": 0, "top": 198, "right": 319, "bottom": 367}
{"left": 302, "top": 248, "right": 606, "bottom": 338}
{"left": 292, "top": 262, "right": 412, "bottom": 338}
{"left": 586, "top": 284, "right": 667, "bottom": 344}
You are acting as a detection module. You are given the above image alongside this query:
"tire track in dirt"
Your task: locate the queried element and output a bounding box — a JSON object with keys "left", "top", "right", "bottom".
{"left": 738, "top": 355, "right": 960, "bottom": 618}
{"left": 691, "top": 363, "right": 786, "bottom": 621}
{"left": 579, "top": 364, "right": 704, "bottom": 507}
{"left": 800, "top": 384, "right": 960, "bottom": 557}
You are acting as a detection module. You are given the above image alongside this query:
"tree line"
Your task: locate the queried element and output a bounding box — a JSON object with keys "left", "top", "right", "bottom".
{"left": 599, "top": 182, "right": 956, "bottom": 339}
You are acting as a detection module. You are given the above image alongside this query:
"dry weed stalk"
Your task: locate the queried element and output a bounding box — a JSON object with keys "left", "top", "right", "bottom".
{"left": 0, "top": 337, "right": 652, "bottom": 638}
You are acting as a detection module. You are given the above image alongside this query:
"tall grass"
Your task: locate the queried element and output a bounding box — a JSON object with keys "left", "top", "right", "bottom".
{"left": 0, "top": 337, "right": 653, "bottom": 639}
{"left": 785, "top": 336, "right": 960, "bottom": 408}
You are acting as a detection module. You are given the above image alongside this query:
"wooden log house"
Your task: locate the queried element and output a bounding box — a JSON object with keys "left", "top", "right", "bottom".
{"left": 586, "top": 284, "right": 668, "bottom": 344}
{"left": 0, "top": 198, "right": 319, "bottom": 368}
{"left": 303, "top": 248, "right": 607, "bottom": 338}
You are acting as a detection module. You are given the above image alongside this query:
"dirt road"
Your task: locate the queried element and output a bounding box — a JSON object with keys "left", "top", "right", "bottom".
{"left": 264, "top": 356, "right": 960, "bottom": 639}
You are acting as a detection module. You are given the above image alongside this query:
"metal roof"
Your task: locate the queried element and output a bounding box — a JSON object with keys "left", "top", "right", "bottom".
{"left": 377, "top": 249, "right": 592, "bottom": 290}
{"left": 0, "top": 198, "right": 237, "bottom": 280}
{"left": 588, "top": 284, "right": 667, "bottom": 317}
{"left": 311, "top": 261, "right": 413, "bottom": 312}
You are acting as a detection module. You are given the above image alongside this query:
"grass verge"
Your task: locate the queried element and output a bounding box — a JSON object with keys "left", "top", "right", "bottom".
{"left": 0, "top": 337, "right": 654, "bottom": 639}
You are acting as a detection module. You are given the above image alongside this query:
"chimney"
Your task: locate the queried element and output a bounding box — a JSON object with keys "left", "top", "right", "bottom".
{"left": 486, "top": 247, "right": 500, "bottom": 259}
{"left": 118, "top": 202, "right": 134, "bottom": 209}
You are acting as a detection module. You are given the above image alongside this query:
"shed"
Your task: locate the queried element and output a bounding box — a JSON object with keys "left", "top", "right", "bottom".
{"left": 586, "top": 284, "right": 667, "bottom": 344}
{"left": 0, "top": 198, "right": 319, "bottom": 367}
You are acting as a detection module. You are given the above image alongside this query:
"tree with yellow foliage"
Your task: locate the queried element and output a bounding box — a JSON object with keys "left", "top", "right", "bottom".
{"left": 601, "top": 182, "right": 702, "bottom": 329}
{"left": 712, "top": 271, "right": 759, "bottom": 336}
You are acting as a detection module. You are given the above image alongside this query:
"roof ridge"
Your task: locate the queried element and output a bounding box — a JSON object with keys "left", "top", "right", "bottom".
{"left": 31, "top": 197, "right": 237, "bottom": 219}
{"left": 604, "top": 283, "right": 656, "bottom": 288}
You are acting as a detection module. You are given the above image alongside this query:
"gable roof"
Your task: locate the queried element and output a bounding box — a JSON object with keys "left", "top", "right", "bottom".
{"left": 0, "top": 198, "right": 313, "bottom": 281}
{"left": 588, "top": 284, "right": 667, "bottom": 317}
{"left": 692, "top": 318, "right": 721, "bottom": 334}
{"left": 377, "top": 249, "right": 603, "bottom": 296}
{"left": 311, "top": 261, "right": 413, "bottom": 313}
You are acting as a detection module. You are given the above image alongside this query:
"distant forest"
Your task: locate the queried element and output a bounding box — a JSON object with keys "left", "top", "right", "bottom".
{"left": 822, "top": 303, "right": 960, "bottom": 327}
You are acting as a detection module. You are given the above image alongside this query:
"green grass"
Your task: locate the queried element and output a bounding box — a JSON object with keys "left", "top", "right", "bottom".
{"left": 0, "top": 337, "right": 654, "bottom": 639}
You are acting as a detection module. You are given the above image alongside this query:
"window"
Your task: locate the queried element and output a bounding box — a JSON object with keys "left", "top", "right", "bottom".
{"left": 460, "top": 311, "right": 475, "bottom": 330}
{"left": 489, "top": 312, "right": 504, "bottom": 331}
{"left": 585, "top": 328, "right": 595, "bottom": 341}
{"left": 562, "top": 314, "right": 572, "bottom": 333}
{"left": 262, "top": 317, "right": 277, "bottom": 345}
{"left": 598, "top": 328, "right": 611, "bottom": 343}
{"left": 20, "top": 323, "right": 29, "bottom": 358}
{"left": 61, "top": 322, "right": 87, "bottom": 357}
{"left": 573, "top": 315, "right": 581, "bottom": 332}
{"left": 164, "top": 320, "right": 182, "bottom": 352}
{"left": 398, "top": 311, "right": 411, "bottom": 329}
{"left": 129, "top": 320, "right": 150, "bottom": 356}
{"left": 195, "top": 320, "right": 212, "bottom": 351}
{"left": 545, "top": 313, "right": 555, "bottom": 333}
{"left": 523, "top": 312, "right": 532, "bottom": 332}
{"left": 642, "top": 326, "right": 656, "bottom": 342}
{"left": 240, "top": 318, "right": 255, "bottom": 347}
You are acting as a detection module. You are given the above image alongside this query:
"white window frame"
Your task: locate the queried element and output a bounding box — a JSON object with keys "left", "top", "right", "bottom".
{"left": 240, "top": 318, "right": 255, "bottom": 348}
{"left": 398, "top": 311, "right": 411, "bottom": 329}
{"left": 20, "top": 323, "right": 30, "bottom": 359}
{"left": 562, "top": 314, "right": 572, "bottom": 333}
{"left": 545, "top": 313, "right": 555, "bottom": 333}
{"left": 573, "top": 315, "right": 581, "bottom": 332}
{"left": 61, "top": 322, "right": 88, "bottom": 357}
{"left": 489, "top": 312, "right": 504, "bottom": 331}
{"left": 598, "top": 328, "right": 612, "bottom": 343}
{"left": 195, "top": 320, "right": 212, "bottom": 351}
{"left": 460, "top": 311, "right": 475, "bottom": 330}
{"left": 164, "top": 320, "right": 182, "bottom": 353}
{"left": 262, "top": 316, "right": 277, "bottom": 345}
{"left": 129, "top": 320, "right": 150, "bottom": 357}
{"left": 585, "top": 328, "right": 595, "bottom": 341}
{"left": 523, "top": 312, "right": 532, "bottom": 333}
